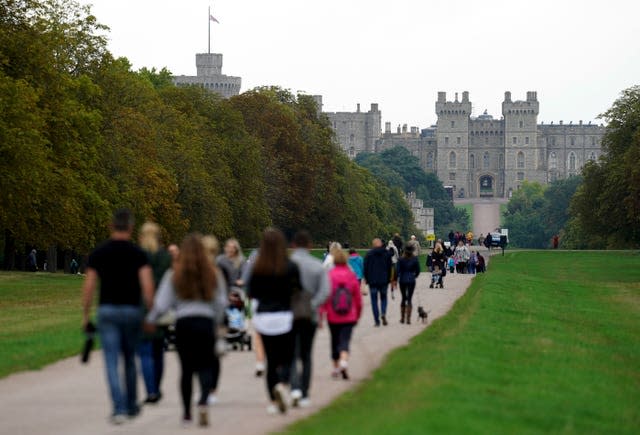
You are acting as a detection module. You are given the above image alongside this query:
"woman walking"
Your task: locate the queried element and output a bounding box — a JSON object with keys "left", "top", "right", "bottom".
{"left": 397, "top": 246, "right": 420, "bottom": 324}
{"left": 146, "top": 234, "right": 227, "bottom": 427}
{"left": 430, "top": 242, "right": 446, "bottom": 288}
{"left": 248, "top": 228, "right": 302, "bottom": 414}
{"left": 320, "top": 249, "right": 362, "bottom": 379}
{"left": 217, "top": 238, "right": 247, "bottom": 289}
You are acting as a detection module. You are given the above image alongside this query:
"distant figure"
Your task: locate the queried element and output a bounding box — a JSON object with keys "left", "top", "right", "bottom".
{"left": 397, "top": 246, "right": 420, "bottom": 324}
{"left": 322, "top": 241, "right": 342, "bottom": 270}
{"left": 477, "top": 233, "right": 485, "bottom": 247}
{"left": 392, "top": 233, "right": 404, "bottom": 256}
{"left": 476, "top": 252, "right": 486, "bottom": 273}
{"left": 485, "top": 233, "right": 493, "bottom": 250}
{"left": 27, "top": 249, "right": 37, "bottom": 272}
{"left": 406, "top": 235, "right": 421, "bottom": 257}
{"left": 70, "top": 258, "right": 79, "bottom": 274}
{"left": 363, "top": 238, "right": 392, "bottom": 327}
{"left": 347, "top": 248, "right": 364, "bottom": 286}
{"left": 81, "top": 209, "right": 154, "bottom": 424}
{"left": 552, "top": 234, "right": 559, "bottom": 249}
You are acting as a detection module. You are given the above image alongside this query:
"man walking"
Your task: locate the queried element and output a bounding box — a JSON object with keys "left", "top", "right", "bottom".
{"left": 81, "top": 209, "right": 154, "bottom": 424}
{"left": 289, "top": 230, "right": 330, "bottom": 407}
{"left": 363, "top": 238, "right": 392, "bottom": 326}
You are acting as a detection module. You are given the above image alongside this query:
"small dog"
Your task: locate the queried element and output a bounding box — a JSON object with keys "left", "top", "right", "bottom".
{"left": 417, "top": 306, "right": 429, "bottom": 323}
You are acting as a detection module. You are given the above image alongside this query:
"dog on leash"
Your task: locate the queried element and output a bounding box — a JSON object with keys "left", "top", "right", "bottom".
{"left": 417, "top": 306, "right": 429, "bottom": 323}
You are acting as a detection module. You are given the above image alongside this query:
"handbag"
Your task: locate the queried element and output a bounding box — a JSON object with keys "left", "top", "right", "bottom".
{"left": 291, "top": 288, "right": 313, "bottom": 320}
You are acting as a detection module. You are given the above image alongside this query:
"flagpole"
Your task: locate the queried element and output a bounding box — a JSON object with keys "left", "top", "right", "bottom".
{"left": 208, "top": 6, "right": 211, "bottom": 54}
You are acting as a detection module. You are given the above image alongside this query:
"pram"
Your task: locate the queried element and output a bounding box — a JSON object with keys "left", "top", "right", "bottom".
{"left": 224, "top": 289, "right": 252, "bottom": 351}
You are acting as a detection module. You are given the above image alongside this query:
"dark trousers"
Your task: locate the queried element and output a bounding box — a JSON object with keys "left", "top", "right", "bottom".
{"left": 329, "top": 323, "right": 355, "bottom": 361}
{"left": 175, "top": 317, "right": 215, "bottom": 419}
{"left": 290, "top": 319, "right": 317, "bottom": 398}
{"left": 399, "top": 282, "right": 416, "bottom": 307}
{"left": 261, "top": 331, "right": 295, "bottom": 401}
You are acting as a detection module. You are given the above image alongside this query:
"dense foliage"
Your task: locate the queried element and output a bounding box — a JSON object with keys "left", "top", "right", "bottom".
{"left": 502, "top": 178, "right": 581, "bottom": 248}
{"left": 355, "top": 147, "right": 470, "bottom": 237}
{"left": 565, "top": 86, "right": 640, "bottom": 249}
{"left": 0, "top": 0, "right": 417, "bottom": 269}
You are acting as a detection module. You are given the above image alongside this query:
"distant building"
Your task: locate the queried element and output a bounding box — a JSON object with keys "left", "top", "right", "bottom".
{"left": 173, "top": 53, "right": 241, "bottom": 98}
{"left": 405, "top": 192, "right": 434, "bottom": 237}
{"left": 325, "top": 91, "right": 606, "bottom": 198}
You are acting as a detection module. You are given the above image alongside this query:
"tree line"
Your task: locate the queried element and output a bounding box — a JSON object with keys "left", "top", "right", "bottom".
{"left": 0, "top": 0, "right": 419, "bottom": 270}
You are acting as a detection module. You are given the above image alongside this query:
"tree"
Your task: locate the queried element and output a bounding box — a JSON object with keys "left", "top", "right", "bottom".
{"left": 568, "top": 86, "right": 640, "bottom": 248}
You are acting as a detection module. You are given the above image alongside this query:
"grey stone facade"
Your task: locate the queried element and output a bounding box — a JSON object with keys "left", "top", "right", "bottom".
{"left": 173, "top": 53, "right": 241, "bottom": 98}
{"left": 405, "top": 192, "right": 434, "bottom": 237}
{"left": 323, "top": 99, "right": 381, "bottom": 158}
{"left": 327, "top": 91, "right": 605, "bottom": 198}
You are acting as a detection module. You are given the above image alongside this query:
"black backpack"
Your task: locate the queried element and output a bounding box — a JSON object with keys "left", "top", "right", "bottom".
{"left": 332, "top": 284, "right": 352, "bottom": 316}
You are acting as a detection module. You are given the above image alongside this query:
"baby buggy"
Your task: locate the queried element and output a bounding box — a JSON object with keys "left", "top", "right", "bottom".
{"left": 224, "top": 289, "right": 252, "bottom": 351}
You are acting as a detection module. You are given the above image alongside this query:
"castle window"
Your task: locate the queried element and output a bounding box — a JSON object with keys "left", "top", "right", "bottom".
{"left": 568, "top": 152, "right": 577, "bottom": 171}
{"left": 551, "top": 136, "right": 556, "bottom": 146}
{"left": 591, "top": 137, "right": 596, "bottom": 146}
{"left": 451, "top": 121, "right": 455, "bottom": 128}
{"left": 513, "top": 137, "right": 517, "bottom": 145}
{"left": 445, "top": 137, "right": 449, "bottom": 145}
{"left": 525, "top": 136, "right": 530, "bottom": 145}
{"left": 549, "top": 152, "right": 557, "bottom": 169}
{"left": 499, "top": 153, "right": 504, "bottom": 168}
{"left": 519, "top": 120, "right": 523, "bottom": 128}
{"left": 456, "top": 137, "right": 461, "bottom": 145}
{"left": 349, "top": 134, "right": 354, "bottom": 143}
{"left": 483, "top": 152, "right": 490, "bottom": 169}
{"left": 517, "top": 172, "right": 525, "bottom": 181}
{"left": 426, "top": 152, "right": 434, "bottom": 169}
{"left": 517, "top": 151, "right": 525, "bottom": 169}
{"left": 449, "top": 172, "right": 456, "bottom": 181}
{"left": 469, "top": 154, "right": 475, "bottom": 169}
{"left": 570, "top": 137, "right": 575, "bottom": 146}
{"left": 588, "top": 152, "right": 597, "bottom": 161}
{"left": 485, "top": 137, "right": 488, "bottom": 145}
{"left": 449, "top": 151, "right": 457, "bottom": 169}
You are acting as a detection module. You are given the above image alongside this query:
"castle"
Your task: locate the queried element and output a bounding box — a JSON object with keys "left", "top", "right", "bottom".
{"left": 173, "top": 53, "right": 241, "bottom": 98}
{"left": 324, "top": 91, "right": 606, "bottom": 199}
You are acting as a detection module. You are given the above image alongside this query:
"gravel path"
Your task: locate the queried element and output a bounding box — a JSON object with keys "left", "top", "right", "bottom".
{"left": 0, "top": 263, "right": 483, "bottom": 435}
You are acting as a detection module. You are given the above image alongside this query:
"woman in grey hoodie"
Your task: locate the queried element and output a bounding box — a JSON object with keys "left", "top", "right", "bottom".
{"left": 146, "top": 234, "right": 227, "bottom": 427}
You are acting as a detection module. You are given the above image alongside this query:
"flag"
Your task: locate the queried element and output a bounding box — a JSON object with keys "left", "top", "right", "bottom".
{"left": 210, "top": 14, "right": 219, "bottom": 23}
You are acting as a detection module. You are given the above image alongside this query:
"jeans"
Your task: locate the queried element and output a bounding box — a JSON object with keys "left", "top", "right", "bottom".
{"left": 399, "top": 282, "right": 416, "bottom": 307}
{"left": 290, "top": 319, "right": 317, "bottom": 398}
{"left": 329, "top": 323, "right": 355, "bottom": 360}
{"left": 369, "top": 286, "right": 388, "bottom": 324}
{"left": 137, "top": 336, "right": 164, "bottom": 397}
{"left": 97, "top": 304, "right": 143, "bottom": 416}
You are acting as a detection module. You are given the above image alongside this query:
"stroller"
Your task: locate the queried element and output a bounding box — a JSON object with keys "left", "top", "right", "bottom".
{"left": 224, "top": 289, "right": 252, "bottom": 351}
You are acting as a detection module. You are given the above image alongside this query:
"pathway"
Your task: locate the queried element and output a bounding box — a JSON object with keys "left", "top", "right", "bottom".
{"left": 0, "top": 265, "right": 482, "bottom": 435}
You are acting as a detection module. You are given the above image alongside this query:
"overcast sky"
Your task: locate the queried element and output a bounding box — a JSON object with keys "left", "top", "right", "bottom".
{"left": 79, "top": 0, "right": 640, "bottom": 128}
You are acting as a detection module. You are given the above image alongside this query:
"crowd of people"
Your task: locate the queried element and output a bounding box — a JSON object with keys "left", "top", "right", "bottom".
{"left": 81, "top": 209, "right": 487, "bottom": 427}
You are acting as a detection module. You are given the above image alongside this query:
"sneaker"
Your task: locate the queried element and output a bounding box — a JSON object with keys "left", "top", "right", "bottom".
{"left": 429, "top": 283, "right": 434, "bottom": 288}
{"left": 126, "top": 405, "right": 141, "bottom": 419}
{"left": 266, "top": 404, "right": 279, "bottom": 415}
{"left": 272, "top": 383, "right": 289, "bottom": 414}
{"left": 207, "top": 394, "right": 218, "bottom": 406}
{"left": 299, "top": 398, "right": 312, "bottom": 408}
{"left": 381, "top": 315, "right": 388, "bottom": 326}
{"left": 331, "top": 368, "right": 340, "bottom": 379}
{"left": 374, "top": 322, "right": 380, "bottom": 327}
{"left": 181, "top": 416, "right": 193, "bottom": 428}
{"left": 290, "top": 389, "right": 302, "bottom": 408}
{"left": 110, "top": 414, "right": 126, "bottom": 425}
{"left": 144, "top": 393, "right": 161, "bottom": 404}
{"left": 255, "top": 362, "right": 265, "bottom": 377}
{"left": 197, "top": 405, "right": 208, "bottom": 427}
{"left": 340, "top": 368, "right": 350, "bottom": 380}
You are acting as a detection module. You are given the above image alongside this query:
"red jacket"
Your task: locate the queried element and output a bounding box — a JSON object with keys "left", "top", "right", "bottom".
{"left": 320, "top": 264, "right": 362, "bottom": 324}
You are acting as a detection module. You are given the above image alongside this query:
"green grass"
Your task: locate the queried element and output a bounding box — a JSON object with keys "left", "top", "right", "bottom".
{"left": 500, "top": 203, "right": 508, "bottom": 226}
{"left": 282, "top": 251, "right": 640, "bottom": 434}
{"left": 0, "top": 272, "right": 85, "bottom": 378}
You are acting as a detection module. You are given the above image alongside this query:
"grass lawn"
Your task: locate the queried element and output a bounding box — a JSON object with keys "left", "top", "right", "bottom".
{"left": 0, "top": 272, "right": 85, "bottom": 379}
{"left": 282, "top": 251, "right": 640, "bottom": 434}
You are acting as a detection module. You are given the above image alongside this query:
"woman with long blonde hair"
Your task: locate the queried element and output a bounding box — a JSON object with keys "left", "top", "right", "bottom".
{"left": 146, "top": 234, "right": 227, "bottom": 427}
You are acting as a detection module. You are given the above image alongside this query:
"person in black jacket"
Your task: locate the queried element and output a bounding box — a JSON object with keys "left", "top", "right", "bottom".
{"left": 363, "top": 238, "right": 392, "bottom": 327}
{"left": 430, "top": 242, "right": 447, "bottom": 288}
{"left": 397, "top": 246, "right": 420, "bottom": 324}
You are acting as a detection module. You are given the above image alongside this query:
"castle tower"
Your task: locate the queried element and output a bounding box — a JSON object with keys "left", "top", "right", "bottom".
{"left": 435, "top": 91, "right": 471, "bottom": 197}
{"left": 502, "top": 91, "right": 542, "bottom": 196}
{"left": 173, "top": 52, "right": 241, "bottom": 98}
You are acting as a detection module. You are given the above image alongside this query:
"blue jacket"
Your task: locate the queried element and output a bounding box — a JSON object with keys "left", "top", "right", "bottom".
{"left": 347, "top": 254, "right": 364, "bottom": 279}
{"left": 363, "top": 247, "right": 392, "bottom": 287}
